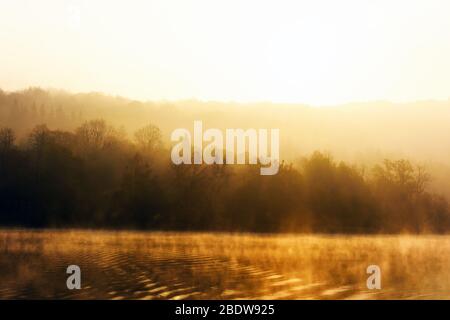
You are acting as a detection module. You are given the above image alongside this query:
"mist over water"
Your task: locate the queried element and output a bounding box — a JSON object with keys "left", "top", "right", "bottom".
{"left": 1, "top": 230, "right": 449, "bottom": 300}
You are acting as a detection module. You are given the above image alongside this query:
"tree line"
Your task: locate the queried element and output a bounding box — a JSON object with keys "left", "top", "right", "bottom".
{"left": 0, "top": 120, "right": 449, "bottom": 233}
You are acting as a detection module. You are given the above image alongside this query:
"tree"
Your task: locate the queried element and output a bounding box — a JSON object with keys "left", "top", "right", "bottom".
{"left": 372, "top": 159, "right": 433, "bottom": 232}
{"left": 113, "top": 153, "right": 166, "bottom": 228}
{"left": 0, "top": 128, "right": 15, "bottom": 153}
{"left": 373, "top": 159, "right": 430, "bottom": 201}
{"left": 75, "top": 119, "right": 119, "bottom": 150}
{"left": 134, "top": 124, "right": 162, "bottom": 152}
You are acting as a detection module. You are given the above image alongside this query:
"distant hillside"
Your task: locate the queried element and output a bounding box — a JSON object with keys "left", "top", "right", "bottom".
{"left": 2, "top": 87, "right": 450, "bottom": 198}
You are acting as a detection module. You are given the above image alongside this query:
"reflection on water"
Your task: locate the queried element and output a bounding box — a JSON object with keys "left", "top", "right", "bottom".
{"left": 0, "top": 230, "right": 450, "bottom": 299}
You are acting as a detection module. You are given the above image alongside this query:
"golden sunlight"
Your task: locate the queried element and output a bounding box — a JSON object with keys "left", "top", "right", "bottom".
{"left": 1, "top": 0, "right": 449, "bottom": 104}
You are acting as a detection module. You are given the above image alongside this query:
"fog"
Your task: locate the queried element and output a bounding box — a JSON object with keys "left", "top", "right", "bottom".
{"left": 2, "top": 88, "right": 450, "bottom": 198}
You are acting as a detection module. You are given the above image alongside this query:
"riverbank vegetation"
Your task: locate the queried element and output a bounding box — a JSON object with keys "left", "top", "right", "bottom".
{"left": 1, "top": 120, "right": 449, "bottom": 233}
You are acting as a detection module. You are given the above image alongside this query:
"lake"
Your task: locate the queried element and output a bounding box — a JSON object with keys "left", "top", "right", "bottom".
{"left": 0, "top": 230, "right": 449, "bottom": 299}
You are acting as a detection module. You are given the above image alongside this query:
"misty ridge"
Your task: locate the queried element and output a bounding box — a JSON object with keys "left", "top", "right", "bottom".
{"left": 1, "top": 87, "right": 450, "bottom": 233}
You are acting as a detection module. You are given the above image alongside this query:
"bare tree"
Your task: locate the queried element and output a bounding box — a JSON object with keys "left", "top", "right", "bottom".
{"left": 76, "top": 119, "right": 122, "bottom": 150}
{"left": 0, "top": 128, "right": 15, "bottom": 152}
{"left": 134, "top": 124, "right": 162, "bottom": 152}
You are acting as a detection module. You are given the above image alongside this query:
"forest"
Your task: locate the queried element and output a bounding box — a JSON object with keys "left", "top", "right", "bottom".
{"left": 1, "top": 88, "right": 450, "bottom": 233}
{"left": 0, "top": 118, "right": 449, "bottom": 233}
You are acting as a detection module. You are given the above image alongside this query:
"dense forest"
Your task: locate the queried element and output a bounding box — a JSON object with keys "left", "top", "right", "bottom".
{"left": 1, "top": 87, "right": 450, "bottom": 233}
{"left": 0, "top": 118, "right": 449, "bottom": 233}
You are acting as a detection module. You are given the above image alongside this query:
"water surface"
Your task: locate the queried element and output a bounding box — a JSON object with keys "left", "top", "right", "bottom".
{"left": 0, "top": 230, "right": 449, "bottom": 299}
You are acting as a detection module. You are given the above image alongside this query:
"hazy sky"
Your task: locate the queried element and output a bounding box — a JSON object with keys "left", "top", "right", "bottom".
{"left": 1, "top": 0, "right": 450, "bottom": 105}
